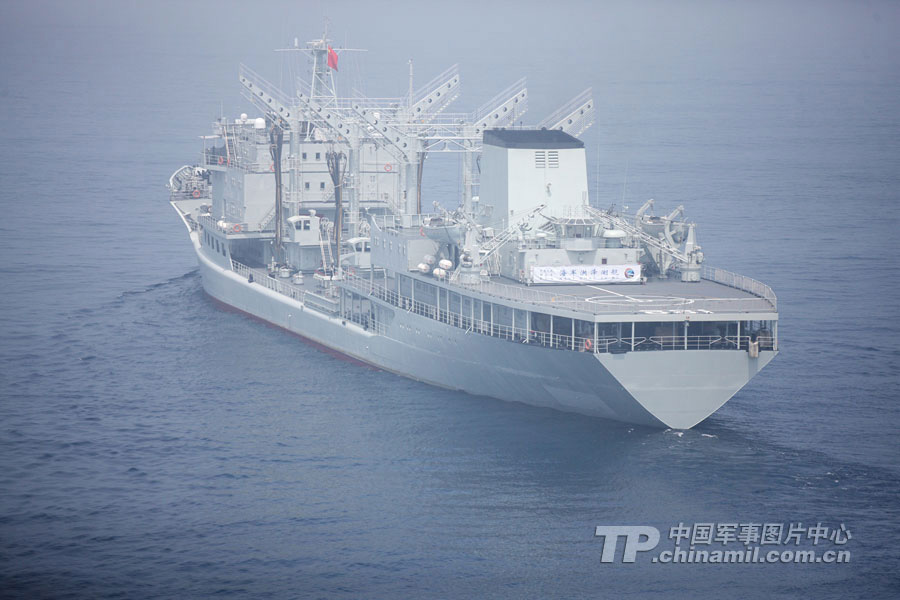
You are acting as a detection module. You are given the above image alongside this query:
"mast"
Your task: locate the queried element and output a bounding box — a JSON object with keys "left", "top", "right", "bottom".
{"left": 327, "top": 149, "right": 345, "bottom": 276}
{"left": 268, "top": 116, "right": 285, "bottom": 262}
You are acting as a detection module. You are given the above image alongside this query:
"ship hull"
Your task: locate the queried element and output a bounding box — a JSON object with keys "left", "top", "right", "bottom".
{"left": 185, "top": 226, "right": 775, "bottom": 429}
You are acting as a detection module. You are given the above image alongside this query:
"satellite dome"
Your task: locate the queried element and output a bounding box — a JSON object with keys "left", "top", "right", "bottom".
{"left": 254, "top": 117, "right": 266, "bottom": 129}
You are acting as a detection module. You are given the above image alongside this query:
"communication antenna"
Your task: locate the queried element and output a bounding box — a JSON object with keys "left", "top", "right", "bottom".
{"left": 408, "top": 59, "right": 414, "bottom": 109}
{"left": 594, "top": 138, "right": 601, "bottom": 208}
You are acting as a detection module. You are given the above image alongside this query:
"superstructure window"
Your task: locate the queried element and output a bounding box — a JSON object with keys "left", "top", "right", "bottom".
{"left": 302, "top": 152, "right": 307, "bottom": 160}
{"left": 305, "top": 182, "right": 310, "bottom": 190}
{"left": 315, "top": 152, "right": 321, "bottom": 160}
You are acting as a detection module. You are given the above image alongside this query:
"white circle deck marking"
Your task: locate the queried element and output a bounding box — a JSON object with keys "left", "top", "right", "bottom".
{"left": 587, "top": 284, "right": 640, "bottom": 302}
{"left": 584, "top": 293, "right": 694, "bottom": 306}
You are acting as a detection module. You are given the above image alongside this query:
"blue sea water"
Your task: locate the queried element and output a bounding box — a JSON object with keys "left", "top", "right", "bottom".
{"left": 1, "top": 1, "right": 898, "bottom": 597}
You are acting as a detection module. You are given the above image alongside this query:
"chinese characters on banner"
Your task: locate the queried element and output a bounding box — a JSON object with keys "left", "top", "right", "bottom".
{"left": 531, "top": 264, "right": 642, "bottom": 284}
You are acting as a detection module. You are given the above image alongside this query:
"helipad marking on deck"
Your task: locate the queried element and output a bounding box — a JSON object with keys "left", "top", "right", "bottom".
{"left": 588, "top": 285, "right": 642, "bottom": 302}
{"left": 584, "top": 288, "right": 695, "bottom": 309}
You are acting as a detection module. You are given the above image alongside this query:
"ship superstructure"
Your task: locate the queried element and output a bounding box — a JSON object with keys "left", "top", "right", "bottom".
{"left": 168, "top": 34, "right": 778, "bottom": 429}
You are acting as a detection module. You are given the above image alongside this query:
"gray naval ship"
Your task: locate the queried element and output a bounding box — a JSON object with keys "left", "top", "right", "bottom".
{"left": 168, "top": 34, "right": 778, "bottom": 429}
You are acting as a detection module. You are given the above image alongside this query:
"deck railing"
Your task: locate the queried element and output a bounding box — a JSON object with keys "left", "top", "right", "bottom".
{"left": 340, "top": 273, "right": 771, "bottom": 355}
{"left": 231, "top": 260, "right": 339, "bottom": 314}
{"left": 647, "top": 335, "right": 774, "bottom": 351}
{"left": 701, "top": 265, "right": 777, "bottom": 311}
{"left": 341, "top": 273, "right": 594, "bottom": 350}
{"left": 170, "top": 188, "right": 211, "bottom": 201}
{"left": 449, "top": 272, "right": 775, "bottom": 315}
{"left": 226, "top": 261, "right": 775, "bottom": 355}
{"left": 203, "top": 151, "right": 286, "bottom": 174}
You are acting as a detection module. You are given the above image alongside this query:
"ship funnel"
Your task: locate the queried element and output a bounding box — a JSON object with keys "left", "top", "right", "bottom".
{"left": 479, "top": 129, "right": 588, "bottom": 227}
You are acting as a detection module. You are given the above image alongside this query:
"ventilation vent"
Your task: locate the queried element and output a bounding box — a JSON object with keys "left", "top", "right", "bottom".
{"left": 534, "top": 151, "right": 546, "bottom": 168}
{"left": 548, "top": 151, "right": 559, "bottom": 168}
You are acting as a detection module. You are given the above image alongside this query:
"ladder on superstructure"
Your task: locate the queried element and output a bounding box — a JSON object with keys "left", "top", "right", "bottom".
{"left": 319, "top": 220, "right": 335, "bottom": 271}
{"left": 478, "top": 226, "right": 521, "bottom": 265}
{"left": 222, "top": 121, "right": 239, "bottom": 166}
{"left": 258, "top": 204, "right": 276, "bottom": 231}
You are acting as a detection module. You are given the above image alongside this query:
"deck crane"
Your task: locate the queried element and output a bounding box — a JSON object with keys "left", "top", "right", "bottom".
{"left": 583, "top": 205, "right": 704, "bottom": 281}
{"left": 449, "top": 204, "right": 547, "bottom": 282}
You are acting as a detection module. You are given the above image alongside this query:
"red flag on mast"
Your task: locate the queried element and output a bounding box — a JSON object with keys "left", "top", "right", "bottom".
{"left": 327, "top": 46, "right": 338, "bottom": 71}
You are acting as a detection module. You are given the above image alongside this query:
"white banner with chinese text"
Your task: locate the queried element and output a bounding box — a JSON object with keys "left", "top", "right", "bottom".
{"left": 531, "top": 264, "right": 642, "bottom": 284}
